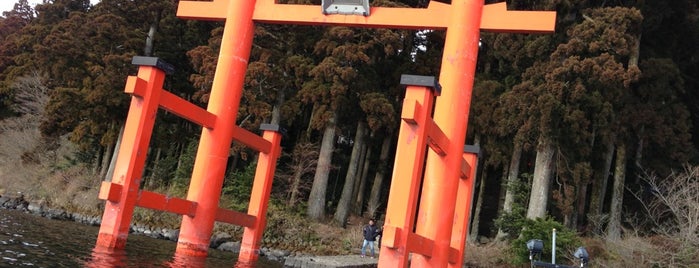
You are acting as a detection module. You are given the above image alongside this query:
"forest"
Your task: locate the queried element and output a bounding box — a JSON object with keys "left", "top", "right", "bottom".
{"left": 1, "top": 0, "right": 698, "bottom": 266}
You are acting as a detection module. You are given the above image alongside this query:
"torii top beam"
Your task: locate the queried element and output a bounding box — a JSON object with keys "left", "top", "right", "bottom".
{"left": 177, "top": 0, "right": 556, "bottom": 33}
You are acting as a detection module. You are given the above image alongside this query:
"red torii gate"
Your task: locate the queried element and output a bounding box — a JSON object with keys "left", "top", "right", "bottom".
{"left": 94, "top": 1, "right": 555, "bottom": 267}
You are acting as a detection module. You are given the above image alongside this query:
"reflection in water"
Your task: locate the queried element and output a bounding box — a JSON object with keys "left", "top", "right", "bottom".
{"left": 164, "top": 252, "right": 209, "bottom": 268}
{"left": 234, "top": 260, "right": 261, "bottom": 268}
{"left": 86, "top": 246, "right": 127, "bottom": 267}
{"left": 0, "top": 209, "right": 281, "bottom": 267}
{"left": 87, "top": 246, "right": 267, "bottom": 268}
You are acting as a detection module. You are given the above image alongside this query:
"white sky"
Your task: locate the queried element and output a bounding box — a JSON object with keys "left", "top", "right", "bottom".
{"left": 1, "top": 0, "right": 41, "bottom": 14}
{"left": 1, "top": 0, "right": 100, "bottom": 15}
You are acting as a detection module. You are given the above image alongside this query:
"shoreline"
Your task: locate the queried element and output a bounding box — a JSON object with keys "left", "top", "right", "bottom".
{"left": 0, "top": 193, "right": 294, "bottom": 265}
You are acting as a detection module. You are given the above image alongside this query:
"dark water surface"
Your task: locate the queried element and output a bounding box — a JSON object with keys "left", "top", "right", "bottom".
{"left": 0, "top": 209, "right": 283, "bottom": 267}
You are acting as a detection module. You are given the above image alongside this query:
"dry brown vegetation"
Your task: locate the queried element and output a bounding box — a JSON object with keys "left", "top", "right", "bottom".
{"left": 0, "top": 110, "right": 103, "bottom": 216}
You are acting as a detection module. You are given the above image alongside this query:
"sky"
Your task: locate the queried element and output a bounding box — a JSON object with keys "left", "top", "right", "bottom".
{"left": 1, "top": 0, "right": 99, "bottom": 15}
{"left": 0, "top": 0, "right": 41, "bottom": 14}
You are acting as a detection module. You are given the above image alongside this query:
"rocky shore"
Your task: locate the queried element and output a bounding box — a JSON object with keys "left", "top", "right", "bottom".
{"left": 0, "top": 193, "right": 380, "bottom": 267}
{"left": 0, "top": 194, "right": 295, "bottom": 264}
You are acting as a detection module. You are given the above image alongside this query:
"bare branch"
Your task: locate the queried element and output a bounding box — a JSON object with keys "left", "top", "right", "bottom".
{"left": 11, "top": 72, "right": 49, "bottom": 117}
{"left": 639, "top": 165, "right": 699, "bottom": 246}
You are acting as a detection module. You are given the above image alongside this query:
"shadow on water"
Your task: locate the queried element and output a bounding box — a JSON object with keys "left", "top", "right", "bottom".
{"left": 0, "top": 209, "right": 282, "bottom": 267}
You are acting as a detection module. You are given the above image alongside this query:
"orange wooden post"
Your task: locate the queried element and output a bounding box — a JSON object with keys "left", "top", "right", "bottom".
{"left": 175, "top": 0, "right": 257, "bottom": 257}
{"left": 96, "top": 57, "right": 172, "bottom": 249}
{"left": 449, "top": 145, "right": 479, "bottom": 268}
{"left": 378, "top": 75, "right": 440, "bottom": 267}
{"left": 413, "top": 0, "right": 484, "bottom": 266}
{"left": 238, "top": 124, "right": 284, "bottom": 264}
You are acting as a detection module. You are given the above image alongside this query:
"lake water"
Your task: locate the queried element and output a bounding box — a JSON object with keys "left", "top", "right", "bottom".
{"left": 0, "top": 209, "right": 283, "bottom": 267}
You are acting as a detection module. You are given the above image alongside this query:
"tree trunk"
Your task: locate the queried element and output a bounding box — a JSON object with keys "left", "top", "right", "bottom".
{"left": 469, "top": 163, "right": 489, "bottom": 243}
{"left": 307, "top": 111, "right": 338, "bottom": 220}
{"left": 589, "top": 142, "right": 614, "bottom": 216}
{"left": 366, "top": 135, "right": 391, "bottom": 218}
{"left": 496, "top": 141, "right": 523, "bottom": 239}
{"left": 526, "top": 140, "right": 555, "bottom": 219}
{"left": 334, "top": 122, "right": 367, "bottom": 226}
{"left": 573, "top": 176, "right": 588, "bottom": 231}
{"left": 99, "top": 139, "right": 114, "bottom": 180}
{"left": 290, "top": 166, "right": 303, "bottom": 206}
{"left": 351, "top": 142, "right": 367, "bottom": 208}
{"left": 92, "top": 146, "right": 103, "bottom": 175}
{"left": 354, "top": 143, "right": 373, "bottom": 215}
{"left": 105, "top": 125, "right": 124, "bottom": 182}
{"left": 148, "top": 147, "right": 162, "bottom": 188}
{"left": 607, "top": 143, "right": 627, "bottom": 241}
{"left": 271, "top": 89, "right": 284, "bottom": 125}
{"left": 630, "top": 36, "right": 643, "bottom": 185}
{"left": 176, "top": 141, "right": 187, "bottom": 178}
{"left": 144, "top": 11, "right": 161, "bottom": 57}
{"left": 633, "top": 127, "right": 644, "bottom": 185}
{"left": 468, "top": 135, "right": 483, "bottom": 242}
{"left": 606, "top": 32, "right": 640, "bottom": 240}
{"left": 305, "top": 104, "right": 317, "bottom": 141}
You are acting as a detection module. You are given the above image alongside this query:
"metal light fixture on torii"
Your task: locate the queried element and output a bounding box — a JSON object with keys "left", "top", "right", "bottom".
{"left": 94, "top": 0, "right": 555, "bottom": 267}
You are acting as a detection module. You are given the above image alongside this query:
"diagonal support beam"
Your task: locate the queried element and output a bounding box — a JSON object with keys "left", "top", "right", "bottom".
{"left": 426, "top": 119, "right": 449, "bottom": 156}
{"left": 215, "top": 208, "right": 256, "bottom": 228}
{"left": 381, "top": 225, "right": 435, "bottom": 258}
{"left": 124, "top": 74, "right": 216, "bottom": 129}
{"left": 232, "top": 125, "right": 272, "bottom": 154}
{"left": 125, "top": 74, "right": 271, "bottom": 154}
{"left": 400, "top": 98, "right": 450, "bottom": 156}
{"left": 460, "top": 155, "right": 472, "bottom": 179}
{"left": 98, "top": 182, "right": 197, "bottom": 217}
{"left": 137, "top": 190, "right": 197, "bottom": 217}
{"left": 159, "top": 90, "right": 216, "bottom": 129}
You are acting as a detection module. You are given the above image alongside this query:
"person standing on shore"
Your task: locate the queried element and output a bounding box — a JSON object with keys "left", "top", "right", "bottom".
{"left": 361, "top": 219, "right": 380, "bottom": 258}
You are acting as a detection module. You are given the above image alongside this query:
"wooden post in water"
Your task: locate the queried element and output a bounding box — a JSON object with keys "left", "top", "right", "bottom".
{"left": 96, "top": 57, "right": 170, "bottom": 249}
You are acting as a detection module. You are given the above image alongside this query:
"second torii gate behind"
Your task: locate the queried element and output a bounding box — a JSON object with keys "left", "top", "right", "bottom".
{"left": 176, "top": 0, "right": 556, "bottom": 266}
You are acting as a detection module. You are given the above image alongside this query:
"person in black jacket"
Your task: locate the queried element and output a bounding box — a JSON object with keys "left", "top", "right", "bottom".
{"left": 361, "top": 219, "right": 381, "bottom": 258}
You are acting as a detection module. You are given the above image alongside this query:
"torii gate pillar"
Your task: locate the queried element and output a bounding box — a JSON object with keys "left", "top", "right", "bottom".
{"left": 175, "top": 0, "right": 257, "bottom": 256}
{"left": 413, "top": 0, "right": 483, "bottom": 266}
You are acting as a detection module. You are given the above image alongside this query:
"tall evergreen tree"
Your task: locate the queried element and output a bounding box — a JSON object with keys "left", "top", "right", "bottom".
{"left": 0, "top": 0, "right": 34, "bottom": 117}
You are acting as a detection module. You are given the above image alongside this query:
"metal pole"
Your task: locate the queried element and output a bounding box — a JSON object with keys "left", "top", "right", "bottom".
{"left": 552, "top": 228, "right": 557, "bottom": 264}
